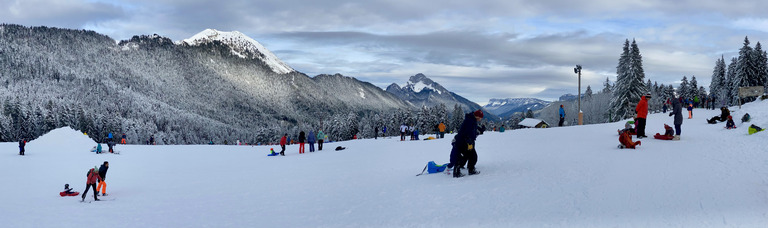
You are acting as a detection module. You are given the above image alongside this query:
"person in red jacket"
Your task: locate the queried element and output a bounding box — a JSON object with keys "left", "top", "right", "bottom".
{"left": 279, "top": 134, "right": 287, "bottom": 156}
{"left": 82, "top": 166, "right": 102, "bottom": 201}
{"left": 635, "top": 94, "right": 650, "bottom": 138}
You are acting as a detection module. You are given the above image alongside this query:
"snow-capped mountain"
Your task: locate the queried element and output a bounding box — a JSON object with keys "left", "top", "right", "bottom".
{"left": 484, "top": 98, "right": 551, "bottom": 118}
{"left": 386, "top": 73, "right": 497, "bottom": 120}
{"left": 180, "top": 29, "right": 294, "bottom": 74}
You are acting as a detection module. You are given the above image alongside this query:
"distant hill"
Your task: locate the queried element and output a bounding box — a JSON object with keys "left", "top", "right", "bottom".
{"left": 483, "top": 98, "right": 550, "bottom": 118}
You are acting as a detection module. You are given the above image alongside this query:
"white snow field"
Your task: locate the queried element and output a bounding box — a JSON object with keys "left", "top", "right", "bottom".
{"left": 2, "top": 100, "right": 768, "bottom": 228}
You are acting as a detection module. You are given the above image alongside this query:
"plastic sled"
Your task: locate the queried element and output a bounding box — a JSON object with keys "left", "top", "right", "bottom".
{"left": 653, "top": 133, "right": 674, "bottom": 140}
{"left": 60, "top": 191, "right": 80, "bottom": 197}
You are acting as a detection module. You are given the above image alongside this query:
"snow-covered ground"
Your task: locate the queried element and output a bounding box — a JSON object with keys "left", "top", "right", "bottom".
{"left": 3, "top": 100, "right": 768, "bottom": 227}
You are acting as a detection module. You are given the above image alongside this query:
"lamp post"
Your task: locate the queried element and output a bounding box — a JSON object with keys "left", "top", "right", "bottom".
{"left": 573, "top": 65, "right": 583, "bottom": 125}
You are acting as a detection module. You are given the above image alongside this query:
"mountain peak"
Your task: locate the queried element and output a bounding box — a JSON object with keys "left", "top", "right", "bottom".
{"left": 181, "top": 29, "right": 294, "bottom": 74}
{"left": 405, "top": 73, "right": 443, "bottom": 94}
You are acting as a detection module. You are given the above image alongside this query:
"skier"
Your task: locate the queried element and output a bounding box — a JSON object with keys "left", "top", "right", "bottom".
{"left": 18, "top": 138, "right": 26, "bottom": 156}
{"left": 298, "top": 131, "right": 306, "bottom": 154}
{"left": 307, "top": 130, "right": 316, "bottom": 152}
{"left": 317, "top": 130, "right": 325, "bottom": 151}
{"left": 449, "top": 109, "right": 484, "bottom": 178}
{"left": 279, "top": 134, "right": 287, "bottom": 156}
{"left": 668, "top": 97, "right": 683, "bottom": 140}
{"left": 82, "top": 166, "right": 102, "bottom": 201}
{"left": 558, "top": 105, "right": 565, "bottom": 127}
{"left": 97, "top": 161, "right": 109, "bottom": 196}
{"left": 635, "top": 94, "right": 650, "bottom": 138}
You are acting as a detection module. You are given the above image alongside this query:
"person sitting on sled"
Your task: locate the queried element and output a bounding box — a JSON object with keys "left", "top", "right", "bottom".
{"left": 63, "top": 184, "right": 74, "bottom": 194}
{"left": 725, "top": 116, "right": 736, "bottom": 129}
{"left": 653, "top": 124, "right": 675, "bottom": 140}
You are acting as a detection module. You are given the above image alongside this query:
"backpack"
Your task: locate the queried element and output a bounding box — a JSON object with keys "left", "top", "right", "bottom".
{"left": 742, "top": 113, "right": 751, "bottom": 123}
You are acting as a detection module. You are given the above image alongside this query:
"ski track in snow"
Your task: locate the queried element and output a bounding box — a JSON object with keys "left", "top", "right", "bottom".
{"left": 2, "top": 101, "right": 768, "bottom": 227}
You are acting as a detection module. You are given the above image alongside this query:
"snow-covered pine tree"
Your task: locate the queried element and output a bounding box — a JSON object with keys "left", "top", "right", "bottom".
{"left": 602, "top": 77, "right": 612, "bottom": 94}
{"left": 679, "top": 76, "right": 690, "bottom": 100}
{"left": 451, "top": 104, "right": 463, "bottom": 133}
{"left": 585, "top": 85, "right": 593, "bottom": 101}
{"left": 690, "top": 76, "right": 699, "bottom": 102}
{"left": 608, "top": 39, "right": 647, "bottom": 122}
{"left": 709, "top": 56, "right": 727, "bottom": 105}
{"left": 727, "top": 57, "right": 738, "bottom": 105}
{"left": 753, "top": 42, "right": 768, "bottom": 92}
{"left": 734, "top": 37, "right": 755, "bottom": 103}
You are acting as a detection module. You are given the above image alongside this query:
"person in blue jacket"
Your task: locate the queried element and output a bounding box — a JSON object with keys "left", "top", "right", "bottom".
{"left": 559, "top": 105, "right": 565, "bottom": 127}
{"left": 449, "top": 109, "right": 483, "bottom": 178}
{"left": 307, "top": 130, "right": 316, "bottom": 152}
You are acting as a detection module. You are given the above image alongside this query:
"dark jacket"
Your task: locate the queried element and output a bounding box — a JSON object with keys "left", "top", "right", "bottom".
{"left": 298, "top": 131, "right": 306, "bottom": 143}
{"left": 719, "top": 108, "right": 730, "bottom": 120}
{"left": 454, "top": 113, "right": 478, "bottom": 145}
{"left": 99, "top": 164, "right": 109, "bottom": 181}
{"left": 670, "top": 98, "right": 683, "bottom": 125}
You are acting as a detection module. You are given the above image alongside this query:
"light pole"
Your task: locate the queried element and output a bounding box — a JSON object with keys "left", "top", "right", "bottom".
{"left": 573, "top": 65, "right": 583, "bottom": 125}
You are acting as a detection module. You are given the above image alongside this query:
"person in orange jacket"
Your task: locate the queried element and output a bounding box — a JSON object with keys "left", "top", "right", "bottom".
{"left": 438, "top": 122, "right": 446, "bottom": 138}
{"left": 635, "top": 94, "right": 650, "bottom": 138}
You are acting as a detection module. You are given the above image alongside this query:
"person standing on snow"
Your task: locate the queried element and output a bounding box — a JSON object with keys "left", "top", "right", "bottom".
{"left": 635, "top": 94, "right": 650, "bottom": 139}
{"left": 399, "top": 124, "right": 407, "bottom": 141}
{"left": 298, "top": 131, "right": 306, "bottom": 154}
{"left": 279, "top": 134, "right": 287, "bottom": 156}
{"left": 121, "top": 133, "right": 127, "bottom": 144}
{"left": 316, "top": 130, "right": 325, "bottom": 151}
{"left": 82, "top": 166, "right": 102, "bottom": 201}
{"left": 97, "top": 161, "right": 109, "bottom": 196}
{"left": 374, "top": 126, "right": 379, "bottom": 140}
{"left": 438, "top": 122, "right": 446, "bottom": 139}
{"left": 669, "top": 96, "right": 684, "bottom": 140}
{"left": 558, "top": 105, "right": 566, "bottom": 127}
{"left": 307, "top": 130, "right": 316, "bottom": 152}
{"left": 449, "top": 109, "right": 484, "bottom": 178}
{"left": 18, "top": 138, "right": 26, "bottom": 156}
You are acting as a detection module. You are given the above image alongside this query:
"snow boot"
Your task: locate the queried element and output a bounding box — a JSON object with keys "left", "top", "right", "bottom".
{"left": 673, "top": 135, "right": 680, "bottom": 141}
{"left": 468, "top": 169, "right": 480, "bottom": 175}
{"left": 453, "top": 166, "right": 464, "bottom": 178}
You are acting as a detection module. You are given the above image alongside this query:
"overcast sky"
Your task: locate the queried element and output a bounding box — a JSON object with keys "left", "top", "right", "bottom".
{"left": 4, "top": 0, "right": 768, "bottom": 104}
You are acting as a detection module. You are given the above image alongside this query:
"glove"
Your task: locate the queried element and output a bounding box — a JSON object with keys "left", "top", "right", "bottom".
{"left": 468, "top": 144, "right": 474, "bottom": 150}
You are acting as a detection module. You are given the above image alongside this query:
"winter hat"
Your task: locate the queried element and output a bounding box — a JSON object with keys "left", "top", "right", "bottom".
{"left": 473, "top": 110, "right": 484, "bottom": 118}
{"left": 728, "top": 115, "right": 733, "bottom": 119}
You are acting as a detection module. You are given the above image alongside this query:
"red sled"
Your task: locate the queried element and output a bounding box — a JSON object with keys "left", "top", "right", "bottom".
{"left": 60, "top": 191, "right": 80, "bottom": 197}
{"left": 653, "top": 133, "right": 674, "bottom": 140}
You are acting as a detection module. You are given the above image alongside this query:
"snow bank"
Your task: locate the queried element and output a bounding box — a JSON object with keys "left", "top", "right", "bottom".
{"left": 26, "top": 126, "right": 96, "bottom": 155}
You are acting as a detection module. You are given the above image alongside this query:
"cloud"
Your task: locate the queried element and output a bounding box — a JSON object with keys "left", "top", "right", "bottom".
{"left": 1, "top": 0, "right": 126, "bottom": 28}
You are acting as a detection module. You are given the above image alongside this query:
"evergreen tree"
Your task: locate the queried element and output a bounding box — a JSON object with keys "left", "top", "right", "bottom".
{"left": 608, "top": 39, "right": 647, "bottom": 122}
{"left": 727, "top": 57, "right": 738, "bottom": 105}
{"left": 602, "top": 77, "right": 612, "bottom": 94}
{"left": 734, "top": 36, "right": 755, "bottom": 104}
{"left": 709, "top": 56, "right": 727, "bottom": 104}
{"left": 585, "top": 85, "right": 593, "bottom": 101}
{"left": 679, "top": 76, "right": 690, "bottom": 100}
{"left": 690, "top": 76, "right": 699, "bottom": 101}
{"left": 526, "top": 109, "right": 534, "bottom": 118}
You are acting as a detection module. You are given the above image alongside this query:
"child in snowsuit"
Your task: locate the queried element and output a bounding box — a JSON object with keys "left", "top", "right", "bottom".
{"left": 687, "top": 103, "right": 694, "bottom": 119}
{"left": 653, "top": 124, "right": 675, "bottom": 140}
{"left": 725, "top": 116, "right": 736, "bottom": 129}
{"left": 18, "top": 139, "right": 25, "bottom": 156}
{"left": 63, "top": 184, "right": 74, "bottom": 194}
{"left": 82, "top": 166, "right": 102, "bottom": 201}
{"left": 619, "top": 130, "right": 641, "bottom": 149}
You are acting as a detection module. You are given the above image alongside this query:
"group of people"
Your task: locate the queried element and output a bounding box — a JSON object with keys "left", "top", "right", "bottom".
{"left": 399, "top": 124, "right": 421, "bottom": 141}
{"left": 75, "top": 161, "right": 109, "bottom": 201}
{"left": 277, "top": 130, "right": 326, "bottom": 156}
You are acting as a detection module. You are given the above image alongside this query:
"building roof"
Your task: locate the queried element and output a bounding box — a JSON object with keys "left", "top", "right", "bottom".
{"left": 519, "top": 118, "right": 547, "bottom": 128}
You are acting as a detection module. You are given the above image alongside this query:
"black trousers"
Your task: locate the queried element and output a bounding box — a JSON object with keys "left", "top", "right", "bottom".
{"left": 559, "top": 117, "right": 564, "bottom": 126}
{"left": 318, "top": 140, "right": 323, "bottom": 151}
{"left": 637, "top": 118, "right": 647, "bottom": 137}
{"left": 454, "top": 147, "right": 478, "bottom": 171}
{"left": 280, "top": 145, "right": 285, "bottom": 154}
{"left": 82, "top": 183, "right": 98, "bottom": 200}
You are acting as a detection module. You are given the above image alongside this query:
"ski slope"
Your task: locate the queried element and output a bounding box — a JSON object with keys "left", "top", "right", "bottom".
{"left": 2, "top": 100, "right": 768, "bottom": 227}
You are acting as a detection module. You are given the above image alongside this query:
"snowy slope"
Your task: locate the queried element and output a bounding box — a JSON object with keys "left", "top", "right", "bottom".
{"left": 181, "top": 29, "right": 294, "bottom": 74}
{"left": 3, "top": 101, "right": 768, "bottom": 227}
